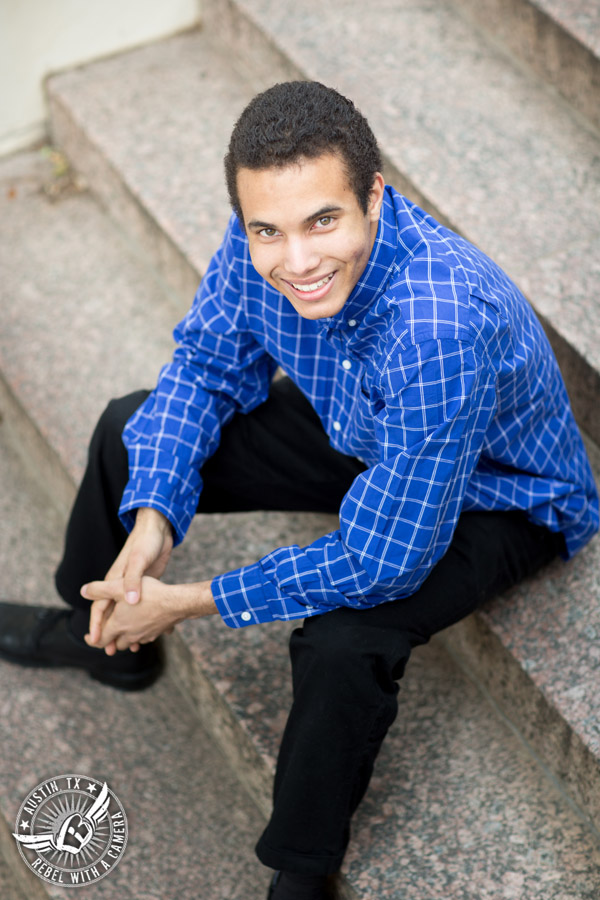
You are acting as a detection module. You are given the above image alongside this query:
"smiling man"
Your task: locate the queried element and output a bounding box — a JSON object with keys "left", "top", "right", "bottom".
{"left": 0, "top": 82, "right": 598, "bottom": 900}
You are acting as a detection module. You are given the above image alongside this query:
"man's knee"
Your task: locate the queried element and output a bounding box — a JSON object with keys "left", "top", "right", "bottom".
{"left": 90, "top": 390, "right": 150, "bottom": 457}
{"left": 290, "top": 609, "right": 413, "bottom": 690}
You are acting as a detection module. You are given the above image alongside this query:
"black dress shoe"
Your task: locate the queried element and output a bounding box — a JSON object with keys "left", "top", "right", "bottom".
{"left": 267, "top": 871, "right": 336, "bottom": 899}
{"left": 0, "top": 602, "right": 162, "bottom": 691}
{"left": 267, "top": 872, "right": 281, "bottom": 899}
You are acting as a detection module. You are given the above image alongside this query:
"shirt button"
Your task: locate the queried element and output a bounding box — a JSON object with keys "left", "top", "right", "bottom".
{"left": 333, "top": 421, "right": 342, "bottom": 432}
{"left": 241, "top": 611, "right": 252, "bottom": 622}
{"left": 348, "top": 319, "right": 357, "bottom": 327}
{"left": 342, "top": 359, "right": 351, "bottom": 370}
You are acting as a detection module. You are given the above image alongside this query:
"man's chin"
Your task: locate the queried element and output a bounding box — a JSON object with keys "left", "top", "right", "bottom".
{"left": 285, "top": 290, "right": 348, "bottom": 321}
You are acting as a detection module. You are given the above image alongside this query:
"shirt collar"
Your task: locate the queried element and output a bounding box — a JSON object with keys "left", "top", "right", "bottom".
{"left": 318, "top": 187, "right": 400, "bottom": 334}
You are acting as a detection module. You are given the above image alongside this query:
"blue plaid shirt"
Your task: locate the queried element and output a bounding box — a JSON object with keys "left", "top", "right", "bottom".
{"left": 120, "top": 187, "right": 599, "bottom": 628}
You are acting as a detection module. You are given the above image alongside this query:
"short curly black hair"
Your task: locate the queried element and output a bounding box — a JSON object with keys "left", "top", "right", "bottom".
{"left": 224, "top": 81, "right": 382, "bottom": 222}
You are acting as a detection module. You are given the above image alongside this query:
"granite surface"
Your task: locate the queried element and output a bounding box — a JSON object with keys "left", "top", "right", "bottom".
{"left": 45, "top": 12, "right": 600, "bottom": 443}
{"left": 0, "top": 849, "right": 28, "bottom": 900}
{"left": 43, "top": 6, "right": 600, "bottom": 441}
{"left": 0, "top": 150, "right": 177, "bottom": 488}
{"left": 2, "top": 10, "right": 600, "bottom": 892}
{"left": 537, "top": 0, "right": 600, "bottom": 54}
{"left": 47, "top": 29, "right": 256, "bottom": 306}
{"left": 206, "top": 0, "right": 600, "bottom": 442}
{"left": 0, "top": 424, "right": 271, "bottom": 900}
{"left": 442, "top": 440, "right": 600, "bottom": 828}
{"left": 345, "top": 638, "right": 600, "bottom": 900}
{"left": 453, "top": 0, "right": 600, "bottom": 132}
{"left": 166, "top": 510, "right": 600, "bottom": 899}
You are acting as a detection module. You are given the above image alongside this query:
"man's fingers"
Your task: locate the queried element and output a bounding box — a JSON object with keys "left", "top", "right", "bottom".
{"left": 82, "top": 591, "right": 115, "bottom": 645}
{"left": 114, "top": 635, "right": 136, "bottom": 652}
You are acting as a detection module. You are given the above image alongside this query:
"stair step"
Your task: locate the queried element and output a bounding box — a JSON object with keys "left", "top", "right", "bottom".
{"left": 46, "top": 30, "right": 257, "bottom": 314}
{"left": 0, "top": 421, "right": 271, "bottom": 900}
{"left": 40, "top": 13, "right": 600, "bottom": 827}
{"left": 0, "top": 149, "right": 178, "bottom": 495}
{"left": 0, "top": 848, "right": 29, "bottom": 900}
{"left": 454, "top": 0, "right": 600, "bottom": 133}
{"left": 201, "top": 0, "right": 600, "bottom": 446}
{"left": 167, "top": 510, "right": 600, "bottom": 898}
{"left": 1, "top": 3, "right": 599, "bottom": 889}
{"left": 2, "top": 371, "right": 600, "bottom": 899}
{"left": 442, "top": 432, "right": 600, "bottom": 832}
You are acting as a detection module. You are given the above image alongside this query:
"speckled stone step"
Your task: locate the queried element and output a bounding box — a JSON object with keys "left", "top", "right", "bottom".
{"left": 201, "top": 0, "right": 600, "bottom": 447}
{"left": 440, "top": 439, "right": 600, "bottom": 833}
{"left": 0, "top": 149, "right": 178, "bottom": 504}
{"left": 8, "top": 13, "right": 600, "bottom": 822}
{"left": 2, "top": 361, "right": 599, "bottom": 900}
{"left": 46, "top": 29, "right": 257, "bottom": 316}
{"left": 0, "top": 848, "right": 30, "bottom": 900}
{"left": 454, "top": 0, "right": 600, "bottom": 132}
{"left": 166, "top": 510, "right": 600, "bottom": 899}
{"left": 2, "top": 14, "right": 599, "bottom": 892}
{"left": 0, "top": 393, "right": 271, "bottom": 900}
{"left": 46, "top": 16, "right": 600, "bottom": 446}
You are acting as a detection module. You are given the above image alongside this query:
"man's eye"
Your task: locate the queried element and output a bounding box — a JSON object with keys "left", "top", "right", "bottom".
{"left": 315, "top": 216, "right": 333, "bottom": 228}
{"left": 259, "top": 228, "right": 279, "bottom": 237}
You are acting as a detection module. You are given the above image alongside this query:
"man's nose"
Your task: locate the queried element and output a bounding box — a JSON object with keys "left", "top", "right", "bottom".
{"left": 284, "top": 237, "right": 320, "bottom": 275}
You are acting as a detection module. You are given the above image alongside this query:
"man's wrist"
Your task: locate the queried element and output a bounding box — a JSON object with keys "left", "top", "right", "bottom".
{"left": 135, "top": 507, "right": 171, "bottom": 531}
{"left": 172, "top": 581, "right": 217, "bottom": 621}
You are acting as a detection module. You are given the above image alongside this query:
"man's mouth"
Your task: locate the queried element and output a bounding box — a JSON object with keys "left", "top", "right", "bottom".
{"left": 288, "top": 273, "right": 335, "bottom": 294}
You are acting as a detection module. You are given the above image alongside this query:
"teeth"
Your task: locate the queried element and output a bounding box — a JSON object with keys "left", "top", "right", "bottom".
{"left": 291, "top": 274, "right": 333, "bottom": 293}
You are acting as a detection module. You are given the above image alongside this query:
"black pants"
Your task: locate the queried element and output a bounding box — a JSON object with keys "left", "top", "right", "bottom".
{"left": 55, "top": 378, "right": 564, "bottom": 875}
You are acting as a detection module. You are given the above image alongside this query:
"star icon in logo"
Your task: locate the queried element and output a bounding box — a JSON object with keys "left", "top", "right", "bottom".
{"left": 20, "top": 820, "right": 30, "bottom": 830}
{"left": 86, "top": 783, "right": 98, "bottom": 794}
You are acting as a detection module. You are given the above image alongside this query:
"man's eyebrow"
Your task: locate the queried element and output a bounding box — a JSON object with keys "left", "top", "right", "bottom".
{"left": 246, "top": 205, "right": 343, "bottom": 232}
{"left": 302, "top": 205, "right": 343, "bottom": 225}
{"left": 247, "top": 219, "right": 277, "bottom": 231}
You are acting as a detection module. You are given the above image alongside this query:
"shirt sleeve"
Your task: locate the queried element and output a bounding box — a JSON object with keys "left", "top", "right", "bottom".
{"left": 212, "top": 337, "right": 498, "bottom": 627}
{"left": 119, "top": 216, "right": 278, "bottom": 543}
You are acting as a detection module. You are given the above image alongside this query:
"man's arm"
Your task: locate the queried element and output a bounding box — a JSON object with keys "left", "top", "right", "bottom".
{"left": 84, "top": 217, "right": 275, "bottom": 650}
{"left": 118, "top": 215, "right": 277, "bottom": 547}
{"left": 211, "top": 337, "right": 496, "bottom": 627}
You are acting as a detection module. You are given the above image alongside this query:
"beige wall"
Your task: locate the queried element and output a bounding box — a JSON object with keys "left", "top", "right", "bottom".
{"left": 0, "top": 0, "right": 201, "bottom": 156}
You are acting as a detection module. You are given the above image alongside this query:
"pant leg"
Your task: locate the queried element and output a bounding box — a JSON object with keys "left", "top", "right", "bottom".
{"left": 255, "top": 510, "right": 566, "bottom": 875}
{"left": 54, "top": 390, "right": 150, "bottom": 609}
{"left": 54, "top": 378, "right": 366, "bottom": 609}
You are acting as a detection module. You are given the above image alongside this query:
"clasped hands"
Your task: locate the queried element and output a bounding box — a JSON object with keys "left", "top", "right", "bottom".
{"left": 81, "top": 507, "right": 217, "bottom": 655}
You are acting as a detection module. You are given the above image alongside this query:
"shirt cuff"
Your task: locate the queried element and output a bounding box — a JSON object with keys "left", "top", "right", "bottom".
{"left": 211, "top": 562, "right": 319, "bottom": 628}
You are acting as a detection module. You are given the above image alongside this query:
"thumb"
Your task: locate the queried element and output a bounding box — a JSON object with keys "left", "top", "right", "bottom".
{"left": 122, "top": 549, "right": 147, "bottom": 605}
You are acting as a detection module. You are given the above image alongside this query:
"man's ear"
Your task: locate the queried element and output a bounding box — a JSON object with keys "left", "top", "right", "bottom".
{"left": 367, "top": 172, "right": 385, "bottom": 222}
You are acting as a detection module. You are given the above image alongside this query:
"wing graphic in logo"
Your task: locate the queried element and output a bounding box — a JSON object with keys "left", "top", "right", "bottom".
{"left": 14, "top": 782, "right": 111, "bottom": 856}
{"left": 11, "top": 832, "right": 55, "bottom": 852}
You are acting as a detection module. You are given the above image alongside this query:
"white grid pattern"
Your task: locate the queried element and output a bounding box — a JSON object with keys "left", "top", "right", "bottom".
{"left": 119, "top": 188, "right": 599, "bottom": 628}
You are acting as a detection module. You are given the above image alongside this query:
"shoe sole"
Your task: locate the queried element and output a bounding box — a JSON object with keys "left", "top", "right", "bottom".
{"left": 0, "top": 648, "right": 163, "bottom": 692}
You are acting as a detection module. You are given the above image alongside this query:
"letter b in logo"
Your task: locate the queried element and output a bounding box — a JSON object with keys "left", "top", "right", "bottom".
{"left": 56, "top": 814, "right": 93, "bottom": 854}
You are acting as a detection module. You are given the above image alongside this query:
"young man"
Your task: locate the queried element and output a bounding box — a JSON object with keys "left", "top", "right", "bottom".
{"left": 1, "top": 82, "right": 598, "bottom": 899}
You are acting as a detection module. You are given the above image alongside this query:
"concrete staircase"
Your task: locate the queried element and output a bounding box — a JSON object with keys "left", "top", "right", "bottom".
{"left": 1, "top": 1, "right": 599, "bottom": 897}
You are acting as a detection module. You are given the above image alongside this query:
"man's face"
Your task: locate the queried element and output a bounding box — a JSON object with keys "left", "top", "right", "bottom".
{"left": 237, "top": 153, "right": 384, "bottom": 320}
